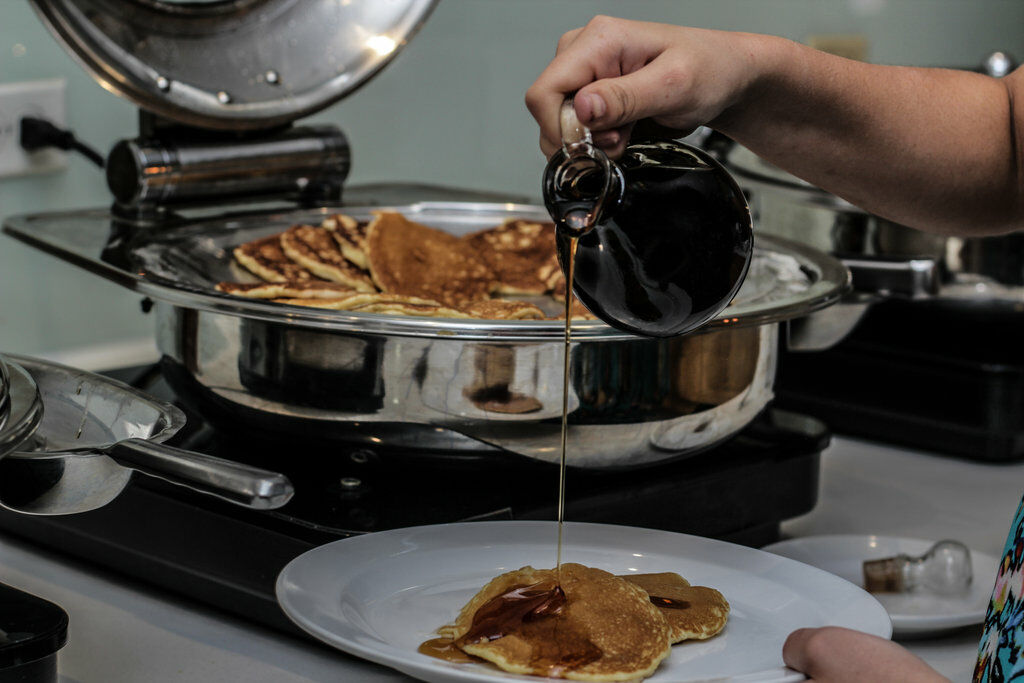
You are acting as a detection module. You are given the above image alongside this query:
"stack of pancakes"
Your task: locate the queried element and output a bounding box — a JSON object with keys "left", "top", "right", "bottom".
{"left": 428, "top": 563, "right": 729, "bottom": 681}
{"left": 218, "top": 211, "right": 594, "bottom": 321}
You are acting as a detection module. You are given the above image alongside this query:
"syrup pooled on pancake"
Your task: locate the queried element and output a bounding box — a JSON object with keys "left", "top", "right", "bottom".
{"left": 427, "top": 564, "right": 671, "bottom": 681}
{"left": 621, "top": 573, "right": 730, "bottom": 643}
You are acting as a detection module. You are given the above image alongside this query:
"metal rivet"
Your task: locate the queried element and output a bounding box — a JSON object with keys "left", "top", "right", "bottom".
{"left": 156, "top": 76, "right": 170, "bottom": 92}
{"left": 339, "top": 477, "right": 362, "bottom": 489}
{"left": 350, "top": 450, "right": 373, "bottom": 464}
{"left": 265, "top": 69, "right": 280, "bottom": 85}
{"left": 216, "top": 90, "right": 231, "bottom": 104}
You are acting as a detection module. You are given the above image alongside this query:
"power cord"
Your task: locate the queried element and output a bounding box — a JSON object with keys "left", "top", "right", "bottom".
{"left": 19, "top": 116, "right": 105, "bottom": 168}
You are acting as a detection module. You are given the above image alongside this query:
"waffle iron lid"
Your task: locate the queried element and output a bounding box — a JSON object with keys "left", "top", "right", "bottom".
{"left": 29, "top": 0, "right": 438, "bottom": 130}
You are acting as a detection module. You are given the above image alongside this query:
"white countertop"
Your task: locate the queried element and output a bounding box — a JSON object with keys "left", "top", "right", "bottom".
{"left": 1, "top": 435, "right": 1019, "bottom": 683}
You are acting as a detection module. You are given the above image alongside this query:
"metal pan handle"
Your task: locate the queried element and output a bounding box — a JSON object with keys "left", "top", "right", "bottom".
{"left": 105, "top": 439, "right": 294, "bottom": 510}
{"left": 840, "top": 256, "right": 939, "bottom": 299}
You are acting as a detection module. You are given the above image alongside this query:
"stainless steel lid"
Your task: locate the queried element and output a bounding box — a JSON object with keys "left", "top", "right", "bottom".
{"left": 0, "top": 358, "right": 44, "bottom": 458}
{"left": 30, "top": 0, "right": 438, "bottom": 130}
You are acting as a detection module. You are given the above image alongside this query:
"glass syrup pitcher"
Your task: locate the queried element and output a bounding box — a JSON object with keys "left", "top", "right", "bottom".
{"left": 542, "top": 100, "right": 754, "bottom": 337}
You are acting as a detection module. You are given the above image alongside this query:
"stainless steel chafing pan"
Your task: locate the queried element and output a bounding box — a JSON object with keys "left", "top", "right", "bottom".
{"left": 99, "top": 201, "right": 848, "bottom": 468}
{"left": 4, "top": 199, "right": 848, "bottom": 467}
{"left": 0, "top": 355, "right": 293, "bottom": 515}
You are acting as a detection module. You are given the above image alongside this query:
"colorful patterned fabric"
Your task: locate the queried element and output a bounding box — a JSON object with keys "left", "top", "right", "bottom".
{"left": 975, "top": 495, "right": 1024, "bottom": 682}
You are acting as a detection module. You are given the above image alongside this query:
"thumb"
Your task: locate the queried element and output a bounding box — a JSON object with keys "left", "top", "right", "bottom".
{"left": 575, "top": 57, "right": 682, "bottom": 130}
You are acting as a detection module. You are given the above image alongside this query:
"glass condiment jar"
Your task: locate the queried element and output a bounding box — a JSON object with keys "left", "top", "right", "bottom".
{"left": 863, "top": 540, "right": 973, "bottom": 595}
{"left": 542, "top": 100, "right": 753, "bottom": 337}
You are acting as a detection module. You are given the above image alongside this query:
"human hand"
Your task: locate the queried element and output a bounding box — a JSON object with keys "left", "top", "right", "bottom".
{"left": 524, "top": 16, "right": 773, "bottom": 158}
{"left": 783, "top": 627, "right": 949, "bottom": 682}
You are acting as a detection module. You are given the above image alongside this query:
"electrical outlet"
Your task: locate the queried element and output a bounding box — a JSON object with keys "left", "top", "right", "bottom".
{"left": 0, "top": 78, "right": 68, "bottom": 178}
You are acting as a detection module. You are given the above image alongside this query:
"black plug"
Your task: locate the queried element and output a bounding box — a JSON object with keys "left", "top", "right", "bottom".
{"left": 19, "top": 116, "right": 105, "bottom": 168}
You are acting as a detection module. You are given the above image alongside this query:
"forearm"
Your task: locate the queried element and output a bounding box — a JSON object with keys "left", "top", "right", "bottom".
{"left": 717, "top": 37, "right": 1023, "bottom": 235}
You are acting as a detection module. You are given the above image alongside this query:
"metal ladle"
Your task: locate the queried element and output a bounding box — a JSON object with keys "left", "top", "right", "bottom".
{"left": 0, "top": 356, "right": 293, "bottom": 515}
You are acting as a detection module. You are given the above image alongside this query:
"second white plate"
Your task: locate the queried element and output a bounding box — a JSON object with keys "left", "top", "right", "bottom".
{"left": 277, "top": 521, "right": 891, "bottom": 683}
{"left": 763, "top": 535, "right": 997, "bottom": 636}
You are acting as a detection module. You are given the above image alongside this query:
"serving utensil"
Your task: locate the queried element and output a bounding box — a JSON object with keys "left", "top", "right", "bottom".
{"left": 0, "top": 355, "right": 293, "bottom": 515}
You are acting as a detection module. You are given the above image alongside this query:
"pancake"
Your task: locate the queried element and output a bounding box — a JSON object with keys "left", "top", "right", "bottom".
{"left": 460, "top": 300, "right": 545, "bottom": 320}
{"left": 365, "top": 211, "right": 495, "bottom": 307}
{"left": 464, "top": 219, "right": 556, "bottom": 295}
{"left": 322, "top": 213, "right": 370, "bottom": 269}
{"left": 552, "top": 298, "right": 598, "bottom": 321}
{"left": 216, "top": 281, "right": 356, "bottom": 299}
{"left": 538, "top": 254, "right": 564, "bottom": 294}
{"left": 449, "top": 564, "right": 671, "bottom": 681}
{"left": 271, "top": 292, "right": 444, "bottom": 310}
{"left": 622, "top": 573, "right": 730, "bottom": 643}
{"left": 233, "top": 233, "right": 318, "bottom": 283}
{"left": 348, "top": 302, "right": 473, "bottom": 318}
{"left": 279, "top": 224, "right": 376, "bottom": 292}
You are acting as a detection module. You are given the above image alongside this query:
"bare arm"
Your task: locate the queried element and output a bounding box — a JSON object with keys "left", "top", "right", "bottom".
{"left": 524, "top": 16, "right": 1024, "bottom": 236}
{"left": 783, "top": 627, "right": 949, "bottom": 682}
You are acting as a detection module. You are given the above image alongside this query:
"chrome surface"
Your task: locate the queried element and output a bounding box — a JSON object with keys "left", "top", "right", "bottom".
{"left": 131, "top": 203, "right": 846, "bottom": 340}
{"left": 727, "top": 145, "right": 1024, "bottom": 302}
{"left": 106, "top": 125, "right": 350, "bottom": 209}
{"left": 0, "top": 355, "right": 293, "bottom": 514}
{"left": 785, "top": 299, "right": 873, "bottom": 352}
{"left": 157, "top": 304, "right": 779, "bottom": 467}
{"left": 29, "top": 0, "right": 438, "bottom": 129}
{"left": 0, "top": 359, "right": 44, "bottom": 459}
{"left": 983, "top": 51, "right": 1017, "bottom": 78}
{"left": 842, "top": 257, "right": 940, "bottom": 299}
{"left": 0, "top": 355, "right": 10, "bottom": 434}
{"left": 3, "top": 197, "right": 848, "bottom": 468}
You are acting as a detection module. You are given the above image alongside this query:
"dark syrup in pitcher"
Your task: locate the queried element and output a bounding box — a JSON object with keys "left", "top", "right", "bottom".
{"left": 546, "top": 141, "right": 753, "bottom": 338}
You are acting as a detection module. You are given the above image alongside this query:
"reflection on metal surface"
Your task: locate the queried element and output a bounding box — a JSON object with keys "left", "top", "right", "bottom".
{"left": 115, "top": 202, "right": 847, "bottom": 340}
{"left": 157, "top": 304, "right": 779, "bottom": 468}
{"left": 728, "top": 144, "right": 1024, "bottom": 299}
{"left": 0, "top": 359, "right": 44, "bottom": 459}
{"left": 28, "top": 0, "right": 439, "bottom": 129}
{"left": 0, "top": 355, "right": 293, "bottom": 515}
{"left": 2, "top": 197, "right": 847, "bottom": 468}
{"left": 366, "top": 35, "right": 397, "bottom": 56}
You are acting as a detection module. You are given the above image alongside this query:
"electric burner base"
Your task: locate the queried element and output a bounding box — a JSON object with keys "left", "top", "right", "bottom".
{"left": 0, "top": 368, "right": 827, "bottom": 638}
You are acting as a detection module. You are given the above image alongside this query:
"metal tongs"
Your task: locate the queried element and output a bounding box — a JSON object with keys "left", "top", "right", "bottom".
{"left": 0, "top": 355, "right": 293, "bottom": 516}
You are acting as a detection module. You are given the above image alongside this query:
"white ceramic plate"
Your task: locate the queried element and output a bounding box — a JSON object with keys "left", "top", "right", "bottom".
{"left": 276, "top": 521, "right": 891, "bottom": 683}
{"left": 763, "top": 535, "right": 996, "bottom": 636}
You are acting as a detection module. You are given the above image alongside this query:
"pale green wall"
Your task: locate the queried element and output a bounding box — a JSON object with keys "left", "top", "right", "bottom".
{"left": 2, "top": 0, "right": 1023, "bottom": 356}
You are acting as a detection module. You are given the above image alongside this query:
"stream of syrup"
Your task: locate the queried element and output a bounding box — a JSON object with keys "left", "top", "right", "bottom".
{"left": 556, "top": 235, "right": 578, "bottom": 574}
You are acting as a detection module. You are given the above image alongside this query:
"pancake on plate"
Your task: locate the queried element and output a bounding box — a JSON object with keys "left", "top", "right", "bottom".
{"left": 215, "top": 281, "right": 356, "bottom": 299}
{"left": 233, "top": 233, "right": 318, "bottom": 283}
{"left": 365, "top": 211, "right": 495, "bottom": 307}
{"left": 443, "top": 564, "right": 672, "bottom": 681}
{"left": 463, "top": 219, "right": 556, "bottom": 295}
{"left": 279, "top": 224, "right": 376, "bottom": 292}
{"left": 459, "top": 300, "right": 546, "bottom": 320}
{"left": 322, "top": 213, "right": 370, "bottom": 270}
{"left": 621, "top": 572, "right": 730, "bottom": 643}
